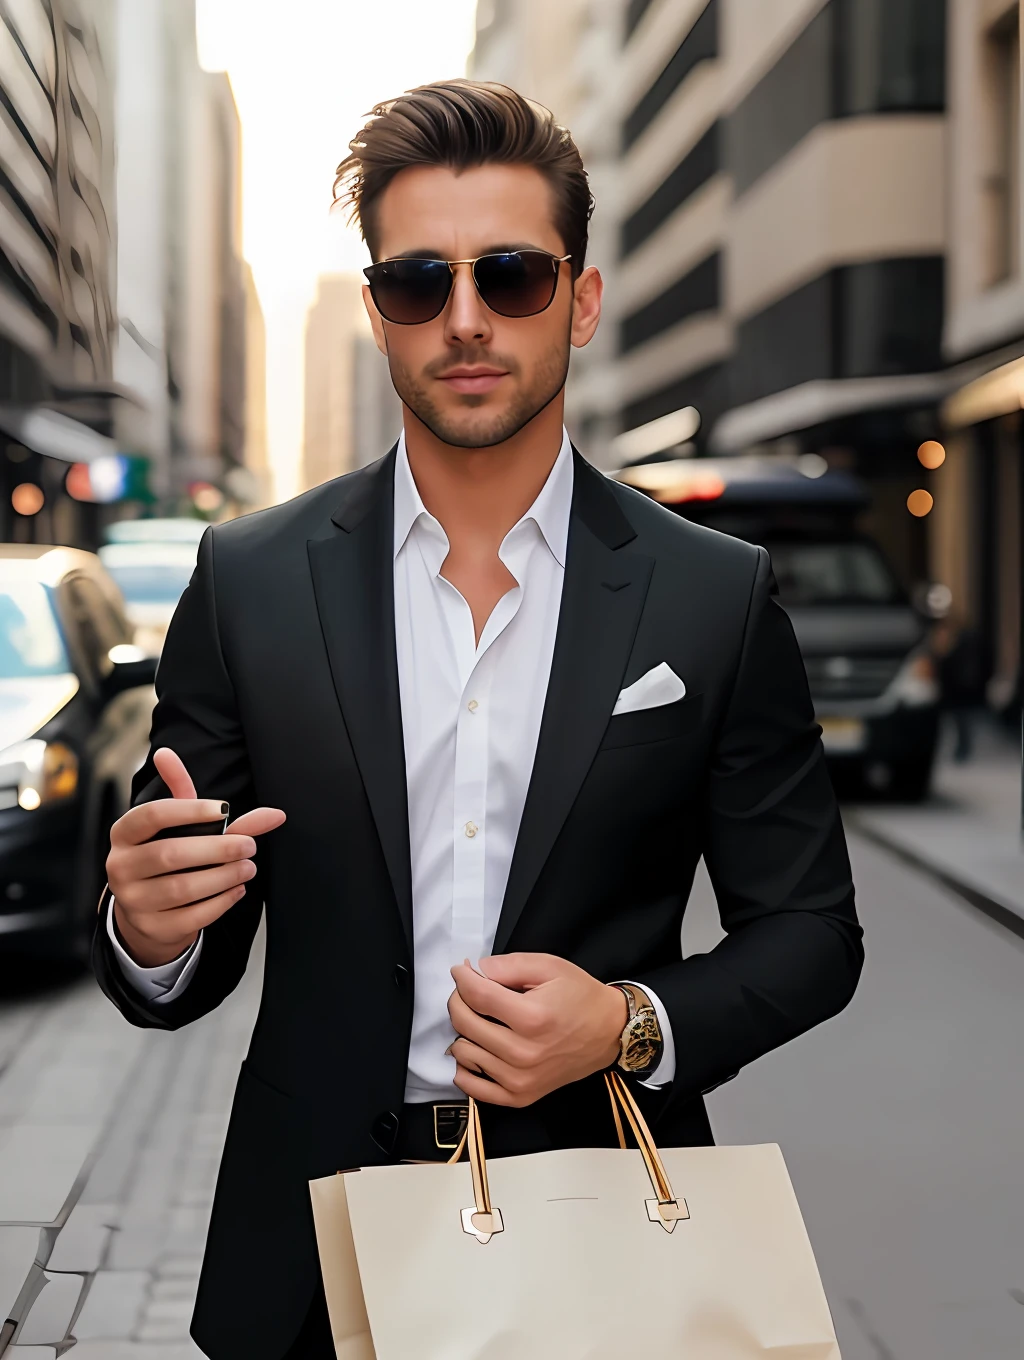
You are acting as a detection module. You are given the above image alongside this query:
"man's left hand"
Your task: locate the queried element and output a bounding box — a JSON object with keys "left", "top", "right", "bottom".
{"left": 448, "top": 954, "right": 627, "bottom": 1107}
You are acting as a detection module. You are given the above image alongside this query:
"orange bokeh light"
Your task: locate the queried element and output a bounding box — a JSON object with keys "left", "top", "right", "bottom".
{"left": 917, "top": 440, "right": 946, "bottom": 469}
{"left": 12, "top": 483, "right": 44, "bottom": 516}
{"left": 907, "top": 489, "right": 934, "bottom": 518}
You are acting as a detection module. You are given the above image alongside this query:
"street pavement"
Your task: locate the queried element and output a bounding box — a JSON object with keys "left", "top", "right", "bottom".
{"left": 0, "top": 742, "right": 1021, "bottom": 1357}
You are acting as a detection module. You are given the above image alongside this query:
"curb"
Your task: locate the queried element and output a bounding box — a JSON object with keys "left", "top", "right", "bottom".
{"left": 848, "top": 816, "right": 1024, "bottom": 943}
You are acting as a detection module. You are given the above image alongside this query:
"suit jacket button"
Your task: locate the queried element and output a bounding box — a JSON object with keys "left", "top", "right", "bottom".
{"left": 372, "top": 1111, "right": 400, "bottom": 1154}
{"left": 393, "top": 964, "right": 410, "bottom": 989}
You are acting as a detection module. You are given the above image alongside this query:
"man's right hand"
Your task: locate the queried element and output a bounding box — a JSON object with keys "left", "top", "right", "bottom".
{"left": 107, "top": 747, "right": 286, "bottom": 968}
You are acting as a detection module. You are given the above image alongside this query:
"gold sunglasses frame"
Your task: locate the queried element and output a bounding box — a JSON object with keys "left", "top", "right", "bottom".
{"left": 364, "top": 250, "right": 573, "bottom": 325}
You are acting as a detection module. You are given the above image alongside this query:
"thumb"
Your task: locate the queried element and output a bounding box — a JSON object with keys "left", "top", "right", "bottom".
{"left": 477, "top": 952, "right": 567, "bottom": 991}
{"left": 153, "top": 747, "right": 197, "bottom": 800}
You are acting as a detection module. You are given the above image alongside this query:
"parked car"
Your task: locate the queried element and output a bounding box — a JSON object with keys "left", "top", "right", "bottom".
{"left": 615, "top": 455, "right": 940, "bottom": 799}
{"left": 0, "top": 546, "right": 157, "bottom": 960}
{"left": 99, "top": 519, "right": 204, "bottom": 656}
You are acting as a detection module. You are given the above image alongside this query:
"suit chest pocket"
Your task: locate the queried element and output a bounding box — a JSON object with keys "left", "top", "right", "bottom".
{"left": 598, "top": 693, "right": 704, "bottom": 750}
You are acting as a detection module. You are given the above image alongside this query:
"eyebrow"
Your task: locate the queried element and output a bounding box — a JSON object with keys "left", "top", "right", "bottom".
{"left": 384, "top": 243, "right": 547, "bottom": 261}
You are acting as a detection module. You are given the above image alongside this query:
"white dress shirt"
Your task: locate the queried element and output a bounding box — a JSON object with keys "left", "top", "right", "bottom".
{"left": 109, "top": 428, "right": 675, "bottom": 1099}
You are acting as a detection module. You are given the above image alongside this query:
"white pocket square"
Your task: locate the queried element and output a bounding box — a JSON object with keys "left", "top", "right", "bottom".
{"left": 612, "top": 662, "right": 687, "bottom": 716}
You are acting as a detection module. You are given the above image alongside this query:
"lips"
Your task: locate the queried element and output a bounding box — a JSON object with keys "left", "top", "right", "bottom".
{"left": 438, "top": 368, "right": 508, "bottom": 395}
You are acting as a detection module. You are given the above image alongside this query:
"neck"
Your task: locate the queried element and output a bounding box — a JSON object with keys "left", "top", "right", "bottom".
{"left": 401, "top": 399, "right": 565, "bottom": 551}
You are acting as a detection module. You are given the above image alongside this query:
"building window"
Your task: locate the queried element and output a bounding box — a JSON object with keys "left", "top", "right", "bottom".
{"left": 727, "top": 0, "right": 946, "bottom": 197}
{"left": 980, "top": 9, "right": 1021, "bottom": 289}
{"left": 620, "top": 251, "right": 720, "bottom": 352}
{"left": 836, "top": 0, "right": 947, "bottom": 116}
{"left": 624, "top": 0, "right": 718, "bottom": 149}
{"left": 621, "top": 122, "right": 720, "bottom": 257}
{"left": 731, "top": 257, "right": 944, "bottom": 408}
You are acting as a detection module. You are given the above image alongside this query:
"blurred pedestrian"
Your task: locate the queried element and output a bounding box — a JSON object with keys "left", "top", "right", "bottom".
{"left": 933, "top": 616, "right": 990, "bottom": 762}
{"left": 92, "top": 81, "right": 863, "bottom": 1360}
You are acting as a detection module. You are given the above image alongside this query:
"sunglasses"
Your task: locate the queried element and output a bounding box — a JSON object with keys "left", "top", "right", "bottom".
{"left": 363, "top": 249, "right": 572, "bottom": 325}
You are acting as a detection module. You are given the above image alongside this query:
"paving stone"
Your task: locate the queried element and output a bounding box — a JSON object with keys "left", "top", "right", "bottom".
{"left": 0, "top": 1226, "right": 42, "bottom": 1319}
{"left": 13, "top": 1271, "right": 83, "bottom": 1346}
{"left": 0, "top": 1125, "right": 98, "bottom": 1224}
{"left": 44, "top": 1203, "right": 117, "bottom": 1273}
{"left": 70, "top": 1342, "right": 205, "bottom": 1359}
{"left": 71, "top": 1268, "right": 149, "bottom": 1341}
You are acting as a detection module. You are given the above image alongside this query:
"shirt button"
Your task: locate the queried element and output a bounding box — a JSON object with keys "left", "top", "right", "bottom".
{"left": 467, "top": 699, "right": 479, "bottom": 712}
{"left": 464, "top": 821, "right": 478, "bottom": 838}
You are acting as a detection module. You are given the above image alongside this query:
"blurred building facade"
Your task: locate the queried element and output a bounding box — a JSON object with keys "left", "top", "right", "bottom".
{"left": 301, "top": 274, "right": 365, "bottom": 490}
{"left": 473, "top": 0, "right": 1021, "bottom": 719}
{"left": 938, "top": 0, "right": 1022, "bottom": 717}
{"left": 241, "top": 262, "right": 272, "bottom": 507}
{"left": 0, "top": 0, "right": 121, "bottom": 545}
{"left": 0, "top": 0, "right": 256, "bottom": 549}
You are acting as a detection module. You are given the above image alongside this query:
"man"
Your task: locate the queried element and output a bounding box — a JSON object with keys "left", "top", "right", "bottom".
{"left": 94, "top": 80, "right": 863, "bottom": 1360}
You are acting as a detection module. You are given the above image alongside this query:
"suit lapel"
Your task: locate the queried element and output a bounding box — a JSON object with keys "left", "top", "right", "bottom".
{"left": 307, "top": 451, "right": 413, "bottom": 956}
{"left": 493, "top": 454, "right": 653, "bottom": 954}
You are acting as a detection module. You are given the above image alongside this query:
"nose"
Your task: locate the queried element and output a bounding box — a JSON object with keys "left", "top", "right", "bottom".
{"left": 443, "top": 262, "right": 493, "bottom": 346}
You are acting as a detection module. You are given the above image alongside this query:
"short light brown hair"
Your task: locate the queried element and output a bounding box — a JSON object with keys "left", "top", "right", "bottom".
{"left": 333, "top": 79, "right": 594, "bottom": 275}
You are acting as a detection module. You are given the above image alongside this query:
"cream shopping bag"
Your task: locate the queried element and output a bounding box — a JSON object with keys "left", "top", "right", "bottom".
{"left": 309, "top": 1073, "right": 841, "bottom": 1359}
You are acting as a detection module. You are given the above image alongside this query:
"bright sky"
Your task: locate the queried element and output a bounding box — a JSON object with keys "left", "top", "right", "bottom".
{"left": 195, "top": 0, "right": 478, "bottom": 501}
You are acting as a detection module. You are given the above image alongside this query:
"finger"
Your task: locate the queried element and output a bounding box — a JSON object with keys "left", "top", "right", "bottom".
{"left": 453, "top": 1064, "right": 517, "bottom": 1107}
{"left": 111, "top": 798, "right": 228, "bottom": 848}
{"left": 153, "top": 747, "right": 197, "bottom": 800}
{"left": 118, "top": 859, "right": 256, "bottom": 914}
{"left": 450, "top": 1037, "right": 520, "bottom": 1089}
{"left": 450, "top": 961, "right": 528, "bottom": 1028}
{"left": 477, "top": 952, "right": 568, "bottom": 990}
{"left": 135, "top": 883, "right": 251, "bottom": 944}
{"left": 129, "top": 832, "right": 258, "bottom": 879}
{"left": 448, "top": 989, "right": 532, "bottom": 1066}
{"left": 225, "top": 807, "right": 286, "bottom": 836}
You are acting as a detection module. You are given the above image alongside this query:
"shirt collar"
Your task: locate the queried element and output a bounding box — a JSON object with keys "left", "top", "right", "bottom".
{"left": 392, "top": 427, "right": 574, "bottom": 569}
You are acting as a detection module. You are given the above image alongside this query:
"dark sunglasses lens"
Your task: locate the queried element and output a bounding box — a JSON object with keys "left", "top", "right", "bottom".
{"left": 473, "top": 251, "right": 559, "bottom": 318}
{"left": 370, "top": 259, "right": 452, "bottom": 324}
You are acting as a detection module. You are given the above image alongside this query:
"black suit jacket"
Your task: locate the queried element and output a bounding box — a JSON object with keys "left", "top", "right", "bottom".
{"left": 93, "top": 449, "right": 862, "bottom": 1360}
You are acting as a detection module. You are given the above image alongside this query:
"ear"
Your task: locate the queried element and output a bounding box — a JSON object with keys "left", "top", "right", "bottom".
{"left": 362, "top": 283, "right": 388, "bottom": 357}
{"left": 570, "top": 266, "right": 602, "bottom": 349}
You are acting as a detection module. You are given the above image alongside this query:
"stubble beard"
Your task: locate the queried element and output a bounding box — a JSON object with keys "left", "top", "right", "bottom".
{"left": 386, "top": 339, "right": 571, "bottom": 450}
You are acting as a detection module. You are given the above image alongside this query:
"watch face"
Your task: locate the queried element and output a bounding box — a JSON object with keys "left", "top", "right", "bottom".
{"left": 622, "top": 1011, "right": 662, "bottom": 1072}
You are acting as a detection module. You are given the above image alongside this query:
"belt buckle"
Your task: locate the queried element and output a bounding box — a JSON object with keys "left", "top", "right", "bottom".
{"left": 433, "top": 1102, "right": 469, "bottom": 1150}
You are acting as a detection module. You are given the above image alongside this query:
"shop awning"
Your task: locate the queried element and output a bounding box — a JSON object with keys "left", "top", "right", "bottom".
{"left": 942, "top": 355, "right": 1024, "bottom": 429}
{"left": 0, "top": 406, "right": 119, "bottom": 463}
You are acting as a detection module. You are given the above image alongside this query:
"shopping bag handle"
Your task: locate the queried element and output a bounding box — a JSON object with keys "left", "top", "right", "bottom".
{"left": 453, "top": 1070, "right": 689, "bottom": 1241}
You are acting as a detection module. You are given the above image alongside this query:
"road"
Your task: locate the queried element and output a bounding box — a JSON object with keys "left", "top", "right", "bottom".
{"left": 0, "top": 829, "right": 1022, "bottom": 1358}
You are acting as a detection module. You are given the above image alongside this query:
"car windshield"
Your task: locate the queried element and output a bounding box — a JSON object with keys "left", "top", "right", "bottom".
{"left": 766, "top": 541, "right": 902, "bottom": 606}
{"left": 102, "top": 562, "right": 195, "bottom": 605}
{"left": 0, "top": 580, "right": 71, "bottom": 678}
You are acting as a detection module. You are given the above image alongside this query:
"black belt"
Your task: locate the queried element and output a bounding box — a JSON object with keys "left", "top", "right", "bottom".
{"left": 396, "top": 1100, "right": 549, "bottom": 1163}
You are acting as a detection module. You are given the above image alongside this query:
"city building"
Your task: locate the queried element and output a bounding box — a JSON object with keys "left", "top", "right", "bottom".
{"left": 937, "top": 0, "right": 1022, "bottom": 718}
{"left": 240, "top": 262, "right": 272, "bottom": 506}
{"left": 0, "top": 0, "right": 253, "bottom": 545}
{"left": 0, "top": 0, "right": 123, "bottom": 545}
{"left": 301, "top": 274, "right": 367, "bottom": 490}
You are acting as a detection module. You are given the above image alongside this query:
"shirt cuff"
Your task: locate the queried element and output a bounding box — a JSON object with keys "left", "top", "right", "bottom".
{"left": 619, "top": 981, "right": 676, "bottom": 1089}
{"left": 106, "top": 897, "right": 203, "bottom": 1004}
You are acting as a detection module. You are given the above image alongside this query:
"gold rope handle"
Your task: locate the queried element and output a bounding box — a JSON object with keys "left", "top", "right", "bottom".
{"left": 456, "top": 1077, "right": 688, "bottom": 1240}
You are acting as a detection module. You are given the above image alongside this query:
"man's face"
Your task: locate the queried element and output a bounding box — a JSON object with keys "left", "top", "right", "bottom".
{"left": 364, "top": 163, "right": 601, "bottom": 449}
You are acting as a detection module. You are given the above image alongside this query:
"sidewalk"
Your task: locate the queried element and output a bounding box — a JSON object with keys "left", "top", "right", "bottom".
{"left": 0, "top": 932, "right": 262, "bottom": 1356}
{"left": 846, "top": 717, "right": 1024, "bottom": 929}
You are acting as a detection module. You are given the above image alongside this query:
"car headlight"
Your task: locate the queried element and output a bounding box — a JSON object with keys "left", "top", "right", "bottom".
{"left": 0, "top": 739, "right": 79, "bottom": 811}
{"left": 887, "top": 651, "right": 939, "bottom": 707}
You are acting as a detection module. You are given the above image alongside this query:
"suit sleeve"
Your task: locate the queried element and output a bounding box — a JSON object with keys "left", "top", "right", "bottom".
{"left": 91, "top": 527, "right": 265, "bottom": 1031}
{"left": 635, "top": 546, "right": 864, "bottom": 1103}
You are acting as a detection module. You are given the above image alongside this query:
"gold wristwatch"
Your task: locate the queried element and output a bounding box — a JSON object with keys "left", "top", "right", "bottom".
{"left": 613, "top": 983, "right": 663, "bottom": 1076}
